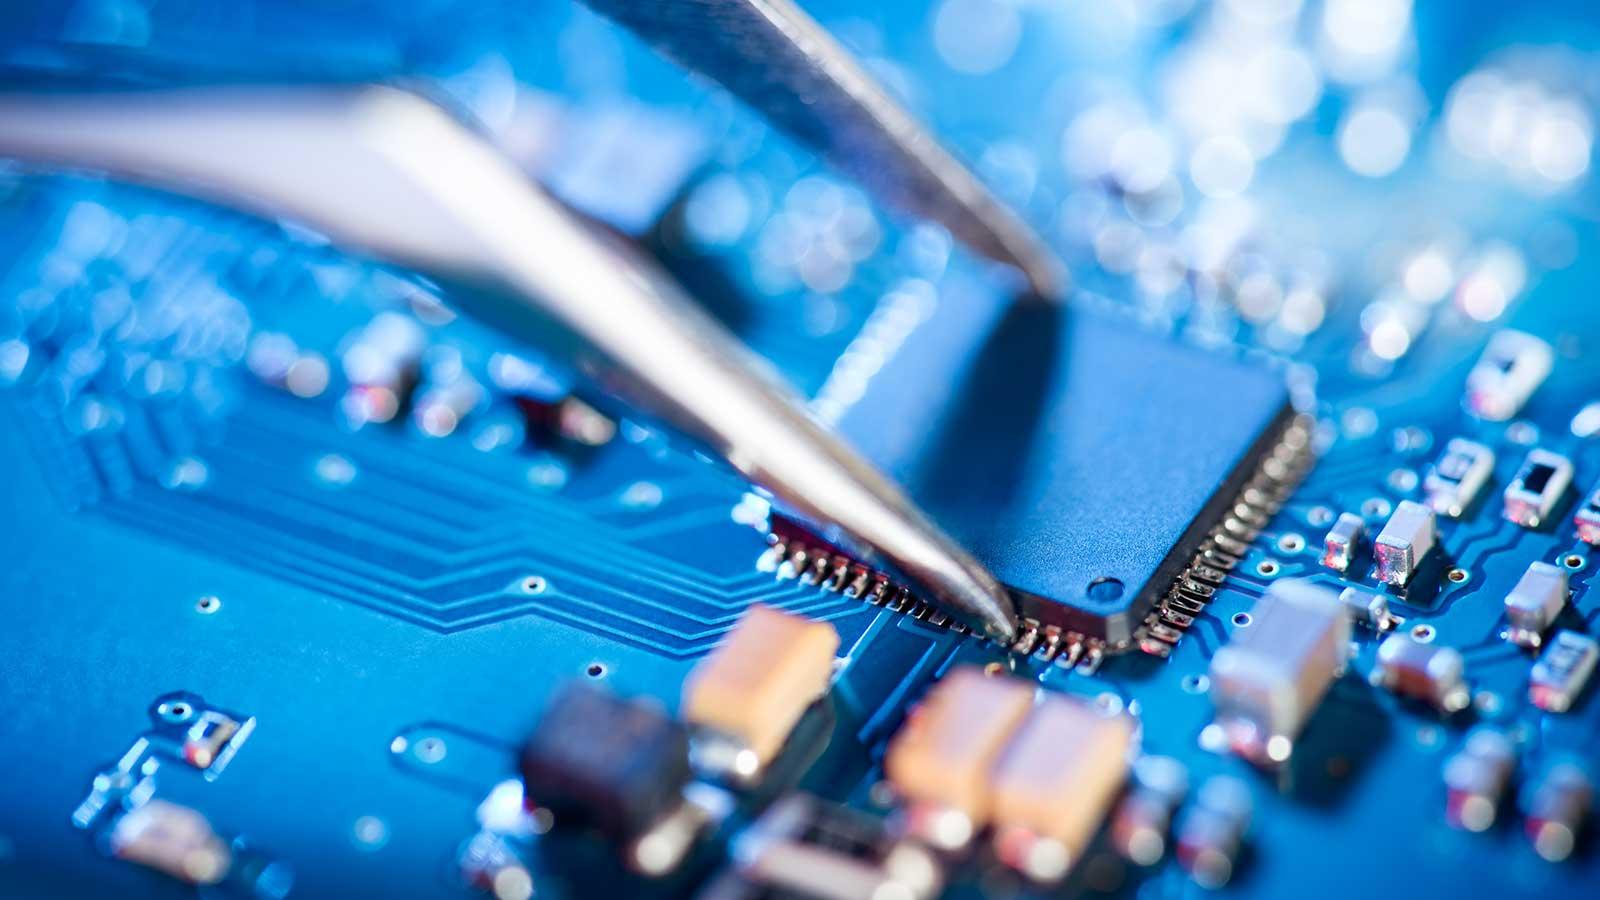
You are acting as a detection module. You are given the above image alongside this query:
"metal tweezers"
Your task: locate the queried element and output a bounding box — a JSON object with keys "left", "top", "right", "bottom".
{"left": 0, "top": 0, "right": 1065, "bottom": 641}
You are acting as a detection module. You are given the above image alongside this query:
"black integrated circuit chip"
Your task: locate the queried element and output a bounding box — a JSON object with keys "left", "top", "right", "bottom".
{"left": 806, "top": 278, "right": 1305, "bottom": 652}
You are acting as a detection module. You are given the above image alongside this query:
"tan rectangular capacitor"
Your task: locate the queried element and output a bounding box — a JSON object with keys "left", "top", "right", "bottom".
{"left": 884, "top": 666, "right": 1036, "bottom": 823}
{"left": 111, "top": 799, "right": 232, "bottom": 885}
{"left": 681, "top": 604, "right": 840, "bottom": 765}
{"left": 991, "top": 694, "right": 1132, "bottom": 862}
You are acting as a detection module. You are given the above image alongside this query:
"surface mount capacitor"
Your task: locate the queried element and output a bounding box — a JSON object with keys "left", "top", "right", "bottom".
{"left": 1338, "top": 586, "right": 1400, "bottom": 632}
{"left": 990, "top": 694, "right": 1134, "bottom": 882}
{"left": 1207, "top": 580, "right": 1350, "bottom": 765}
{"left": 1522, "top": 761, "right": 1593, "bottom": 863}
{"left": 110, "top": 800, "right": 232, "bottom": 886}
{"left": 1371, "top": 634, "right": 1471, "bottom": 713}
{"left": 1443, "top": 728, "right": 1516, "bottom": 832}
{"left": 884, "top": 667, "right": 1035, "bottom": 846}
{"left": 1176, "top": 776, "right": 1252, "bottom": 889}
{"left": 1321, "top": 512, "right": 1364, "bottom": 574}
{"left": 1503, "top": 561, "right": 1568, "bottom": 649}
{"left": 1111, "top": 756, "right": 1188, "bottom": 866}
{"left": 681, "top": 604, "right": 840, "bottom": 781}
{"left": 1373, "top": 500, "right": 1436, "bottom": 587}
{"left": 1529, "top": 630, "right": 1599, "bottom": 713}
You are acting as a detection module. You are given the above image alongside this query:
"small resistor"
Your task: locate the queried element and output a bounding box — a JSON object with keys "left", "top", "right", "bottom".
{"left": 339, "top": 312, "right": 426, "bottom": 427}
{"left": 1110, "top": 755, "right": 1188, "bottom": 865}
{"left": 1321, "top": 512, "right": 1364, "bottom": 574}
{"left": 1176, "top": 775, "right": 1252, "bottom": 889}
{"left": 1522, "top": 761, "right": 1593, "bottom": 862}
{"left": 1442, "top": 728, "right": 1515, "bottom": 832}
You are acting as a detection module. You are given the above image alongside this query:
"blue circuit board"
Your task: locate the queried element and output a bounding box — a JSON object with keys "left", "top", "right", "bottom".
{"left": 3, "top": 1, "right": 1600, "bottom": 899}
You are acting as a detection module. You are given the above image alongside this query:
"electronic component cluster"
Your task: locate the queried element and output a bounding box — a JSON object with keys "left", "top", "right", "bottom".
{"left": 3, "top": 0, "right": 1600, "bottom": 898}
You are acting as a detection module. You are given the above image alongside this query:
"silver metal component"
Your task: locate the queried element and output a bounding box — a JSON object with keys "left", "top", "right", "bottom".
{"left": 629, "top": 784, "right": 730, "bottom": 877}
{"left": 1373, "top": 500, "right": 1436, "bottom": 587}
{"left": 1571, "top": 401, "right": 1600, "bottom": 438}
{"left": 1371, "top": 634, "right": 1470, "bottom": 713}
{"left": 724, "top": 794, "right": 943, "bottom": 900}
{"left": 1463, "top": 329, "right": 1553, "bottom": 421}
{"left": 1321, "top": 512, "right": 1364, "bottom": 573}
{"left": 110, "top": 800, "right": 232, "bottom": 885}
{"left": 1574, "top": 482, "right": 1600, "bottom": 545}
{"left": 577, "top": 0, "right": 1065, "bottom": 298}
{"left": 1207, "top": 580, "right": 1350, "bottom": 766}
{"left": 459, "top": 831, "right": 535, "bottom": 899}
{"left": 340, "top": 311, "right": 426, "bottom": 427}
{"left": 1443, "top": 728, "right": 1516, "bottom": 832}
{"left": 1423, "top": 438, "right": 1495, "bottom": 518}
{"left": 1503, "top": 562, "right": 1568, "bottom": 649}
{"left": 1176, "top": 776, "right": 1251, "bottom": 890}
{"left": 1504, "top": 449, "right": 1573, "bottom": 529}
{"left": 1111, "top": 756, "right": 1188, "bottom": 866}
{"left": 1522, "top": 761, "right": 1593, "bottom": 862}
{"left": 1338, "top": 586, "right": 1401, "bottom": 632}
{"left": 0, "top": 84, "right": 1019, "bottom": 643}
{"left": 1530, "top": 630, "right": 1599, "bottom": 713}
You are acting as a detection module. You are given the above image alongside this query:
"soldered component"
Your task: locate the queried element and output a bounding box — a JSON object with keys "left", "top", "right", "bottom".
{"left": 989, "top": 695, "right": 1134, "bottom": 882}
{"left": 1338, "top": 586, "right": 1401, "bottom": 632}
{"left": 1503, "top": 449, "right": 1573, "bottom": 528}
{"left": 340, "top": 311, "right": 426, "bottom": 427}
{"left": 1371, "top": 634, "right": 1470, "bottom": 713}
{"left": 519, "top": 683, "right": 693, "bottom": 860}
{"left": 181, "top": 710, "right": 240, "bottom": 769}
{"left": 883, "top": 666, "right": 1035, "bottom": 846}
{"left": 1530, "top": 630, "right": 1599, "bottom": 713}
{"left": 413, "top": 376, "right": 484, "bottom": 438}
{"left": 1321, "top": 512, "right": 1364, "bottom": 574}
{"left": 711, "top": 794, "right": 942, "bottom": 900}
{"left": 1443, "top": 728, "right": 1516, "bottom": 832}
{"left": 1503, "top": 561, "right": 1568, "bottom": 649}
{"left": 1373, "top": 500, "right": 1436, "bottom": 587}
{"left": 1423, "top": 438, "right": 1495, "bottom": 518}
{"left": 681, "top": 604, "right": 839, "bottom": 781}
{"left": 1463, "top": 329, "right": 1553, "bottom": 421}
{"left": 110, "top": 799, "right": 231, "bottom": 885}
{"left": 459, "top": 831, "right": 534, "bottom": 900}
{"left": 489, "top": 352, "right": 617, "bottom": 448}
{"left": 1176, "top": 776, "right": 1252, "bottom": 889}
{"left": 1207, "top": 580, "right": 1350, "bottom": 765}
{"left": 246, "top": 331, "right": 330, "bottom": 398}
{"left": 1110, "top": 756, "right": 1188, "bottom": 866}
{"left": 1574, "top": 482, "right": 1600, "bottom": 545}
{"left": 1522, "top": 761, "right": 1593, "bottom": 862}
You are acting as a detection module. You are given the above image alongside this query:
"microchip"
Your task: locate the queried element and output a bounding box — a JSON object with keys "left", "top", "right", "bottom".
{"left": 801, "top": 279, "right": 1303, "bottom": 653}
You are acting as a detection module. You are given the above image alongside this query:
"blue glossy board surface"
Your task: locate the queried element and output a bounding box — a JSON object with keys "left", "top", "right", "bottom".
{"left": 2, "top": 1, "right": 1600, "bottom": 899}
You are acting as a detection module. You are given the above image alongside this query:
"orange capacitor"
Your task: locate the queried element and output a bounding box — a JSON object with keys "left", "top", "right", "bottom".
{"left": 884, "top": 666, "right": 1036, "bottom": 823}
{"left": 991, "top": 694, "right": 1133, "bottom": 874}
{"left": 681, "top": 604, "right": 840, "bottom": 766}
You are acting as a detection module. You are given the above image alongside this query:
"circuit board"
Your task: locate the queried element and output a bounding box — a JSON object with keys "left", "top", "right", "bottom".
{"left": 3, "top": 1, "right": 1600, "bottom": 899}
